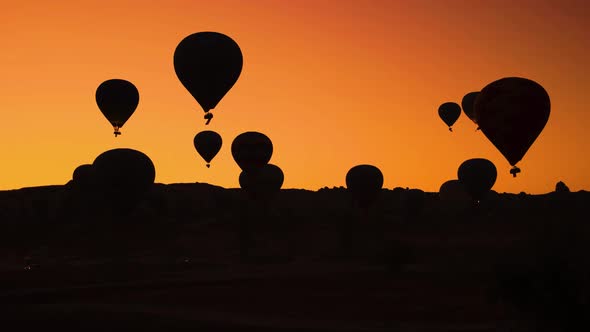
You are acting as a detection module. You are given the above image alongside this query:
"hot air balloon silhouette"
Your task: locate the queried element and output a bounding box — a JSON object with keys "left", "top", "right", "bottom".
{"left": 95, "top": 79, "right": 139, "bottom": 137}
{"left": 174, "top": 32, "right": 243, "bottom": 125}
{"left": 193, "top": 130, "right": 222, "bottom": 168}
{"left": 474, "top": 77, "right": 550, "bottom": 177}
{"left": 457, "top": 158, "right": 497, "bottom": 202}
{"left": 345, "top": 164, "right": 384, "bottom": 211}
{"left": 438, "top": 102, "right": 461, "bottom": 132}
{"left": 461, "top": 91, "right": 480, "bottom": 129}
{"left": 231, "top": 132, "right": 273, "bottom": 172}
{"left": 92, "top": 148, "right": 155, "bottom": 215}
{"left": 239, "top": 164, "right": 284, "bottom": 201}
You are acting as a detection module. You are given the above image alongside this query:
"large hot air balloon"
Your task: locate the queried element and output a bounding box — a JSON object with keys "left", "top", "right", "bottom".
{"left": 96, "top": 79, "right": 139, "bottom": 137}
{"left": 458, "top": 158, "right": 497, "bottom": 202}
{"left": 474, "top": 77, "right": 550, "bottom": 177}
{"left": 174, "top": 32, "right": 243, "bottom": 125}
{"left": 193, "top": 130, "right": 222, "bottom": 168}
{"left": 239, "top": 164, "right": 284, "bottom": 200}
{"left": 231, "top": 132, "right": 273, "bottom": 172}
{"left": 438, "top": 102, "right": 461, "bottom": 132}
{"left": 93, "top": 148, "right": 155, "bottom": 214}
{"left": 345, "top": 165, "right": 384, "bottom": 210}
{"left": 461, "top": 91, "right": 480, "bottom": 126}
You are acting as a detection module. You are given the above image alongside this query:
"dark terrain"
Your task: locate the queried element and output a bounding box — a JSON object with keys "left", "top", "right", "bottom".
{"left": 0, "top": 183, "right": 588, "bottom": 331}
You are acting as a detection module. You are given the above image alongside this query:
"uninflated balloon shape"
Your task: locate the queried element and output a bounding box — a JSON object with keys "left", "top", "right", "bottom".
{"left": 174, "top": 32, "right": 243, "bottom": 125}
{"left": 96, "top": 79, "right": 139, "bottom": 137}
{"left": 458, "top": 158, "right": 497, "bottom": 202}
{"left": 346, "top": 164, "right": 384, "bottom": 209}
{"left": 231, "top": 132, "right": 273, "bottom": 172}
{"left": 474, "top": 77, "right": 550, "bottom": 175}
{"left": 193, "top": 130, "right": 222, "bottom": 168}
{"left": 438, "top": 102, "right": 461, "bottom": 132}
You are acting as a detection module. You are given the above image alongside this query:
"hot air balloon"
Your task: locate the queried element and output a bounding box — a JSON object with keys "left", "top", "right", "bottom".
{"left": 72, "top": 164, "right": 95, "bottom": 189}
{"left": 231, "top": 132, "right": 273, "bottom": 172}
{"left": 239, "top": 164, "right": 284, "bottom": 200}
{"left": 345, "top": 165, "right": 383, "bottom": 210}
{"left": 438, "top": 102, "right": 461, "bottom": 132}
{"left": 174, "top": 32, "right": 243, "bottom": 125}
{"left": 193, "top": 130, "right": 222, "bottom": 168}
{"left": 93, "top": 148, "right": 155, "bottom": 214}
{"left": 96, "top": 79, "right": 139, "bottom": 137}
{"left": 439, "top": 179, "right": 471, "bottom": 202}
{"left": 474, "top": 77, "right": 550, "bottom": 177}
{"left": 461, "top": 91, "right": 480, "bottom": 127}
{"left": 457, "top": 158, "right": 497, "bottom": 202}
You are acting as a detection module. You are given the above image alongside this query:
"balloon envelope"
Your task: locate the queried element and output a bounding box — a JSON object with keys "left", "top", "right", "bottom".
{"left": 96, "top": 79, "right": 139, "bottom": 135}
{"left": 239, "top": 164, "right": 284, "bottom": 200}
{"left": 345, "top": 164, "right": 383, "bottom": 209}
{"left": 174, "top": 32, "right": 243, "bottom": 113}
{"left": 458, "top": 158, "right": 497, "bottom": 201}
{"left": 193, "top": 131, "right": 222, "bottom": 166}
{"left": 474, "top": 77, "right": 550, "bottom": 166}
{"left": 438, "top": 102, "right": 461, "bottom": 129}
{"left": 439, "top": 180, "right": 471, "bottom": 202}
{"left": 231, "top": 132, "right": 273, "bottom": 172}
{"left": 72, "top": 164, "right": 95, "bottom": 189}
{"left": 92, "top": 149, "right": 156, "bottom": 213}
{"left": 461, "top": 92, "right": 480, "bottom": 123}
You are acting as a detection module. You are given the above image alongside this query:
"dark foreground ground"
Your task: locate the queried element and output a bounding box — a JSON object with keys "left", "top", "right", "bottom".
{"left": 0, "top": 184, "right": 588, "bottom": 331}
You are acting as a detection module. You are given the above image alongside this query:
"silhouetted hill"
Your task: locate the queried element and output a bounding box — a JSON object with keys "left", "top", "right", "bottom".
{"left": 1, "top": 183, "right": 589, "bottom": 331}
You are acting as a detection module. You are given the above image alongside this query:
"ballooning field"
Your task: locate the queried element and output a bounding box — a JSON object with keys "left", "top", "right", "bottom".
{"left": 0, "top": 184, "right": 588, "bottom": 331}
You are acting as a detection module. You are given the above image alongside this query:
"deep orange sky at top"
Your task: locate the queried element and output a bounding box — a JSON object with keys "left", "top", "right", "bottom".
{"left": 0, "top": 0, "right": 588, "bottom": 193}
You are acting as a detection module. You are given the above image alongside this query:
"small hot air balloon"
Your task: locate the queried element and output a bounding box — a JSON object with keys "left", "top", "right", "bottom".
{"left": 96, "top": 79, "right": 139, "bottom": 137}
{"left": 72, "top": 164, "right": 95, "bottom": 189}
{"left": 345, "top": 165, "right": 384, "bottom": 210}
{"left": 439, "top": 179, "right": 471, "bottom": 202}
{"left": 239, "top": 164, "right": 284, "bottom": 200}
{"left": 193, "top": 131, "right": 222, "bottom": 168}
{"left": 474, "top": 77, "right": 550, "bottom": 177}
{"left": 461, "top": 91, "right": 480, "bottom": 128}
{"left": 231, "top": 132, "right": 273, "bottom": 172}
{"left": 93, "top": 148, "right": 155, "bottom": 214}
{"left": 174, "top": 32, "right": 243, "bottom": 125}
{"left": 457, "top": 158, "right": 497, "bottom": 202}
{"left": 438, "top": 102, "right": 461, "bottom": 132}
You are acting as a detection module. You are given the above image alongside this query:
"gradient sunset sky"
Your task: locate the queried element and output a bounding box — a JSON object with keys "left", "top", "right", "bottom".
{"left": 0, "top": 0, "right": 588, "bottom": 193}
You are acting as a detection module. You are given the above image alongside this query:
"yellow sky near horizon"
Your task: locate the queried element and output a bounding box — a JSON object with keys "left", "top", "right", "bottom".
{"left": 0, "top": 0, "right": 588, "bottom": 193}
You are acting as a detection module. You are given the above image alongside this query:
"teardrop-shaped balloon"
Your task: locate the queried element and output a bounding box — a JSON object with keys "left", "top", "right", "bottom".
{"left": 345, "top": 164, "right": 384, "bottom": 209}
{"left": 461, "top": 91, "right": 480, "bottom": 124}
{"left": 239, "top": 164, "right": 284, "bottom": 200}
{"left": 96, "top": 79, "right": 139, "bottom": 137}
{"left": 193, "top": 130, "right": 222, "bottom": 168}
{"left": 174, "top": 32, "right": 243, "bottom": 124}
{"left": 231, "top": 132, "right": 273, "bottom": 172}
{"left": 458, "top": 158, "right": 497, "bottom": 202}
{"left": 474, "top": 77, "right": 550, "bottom": 169}
{"left": 438, "top": 102, "right": 461, "bottom": 131}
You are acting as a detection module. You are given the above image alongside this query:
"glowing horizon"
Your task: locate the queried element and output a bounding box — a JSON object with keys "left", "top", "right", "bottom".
{"left": 0, "top": 0, "right": 588, "bottom": 194}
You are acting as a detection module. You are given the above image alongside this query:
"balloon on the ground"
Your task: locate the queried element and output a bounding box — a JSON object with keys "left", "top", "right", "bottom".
{"left": 231, "top": 132, "right": 273, "bottom": 172}
{"left": 458, "top": 158, "right": 497, "bottom": 202}
{"left": 438, "top": 102, "right": 461, "bottom": 132}
{"left": 346, "top": 164, "right": 384, "bottom": 209}
{"left": 474, "top": 77, "right": 550, "bottom": 176}
{"left": 439, "top": 179, "right": 471, "bottom": 202}
{"left": 96, "top": 79, "right": 139, "bottom": 137}
{"left": 239, "top": 164, "right": 284, "bottom": 200}
{"left": 193, "top": 131, "right": 222, "bottom": 168}
{"left": 174, "top": 31, "right": 243, "bottom": 125}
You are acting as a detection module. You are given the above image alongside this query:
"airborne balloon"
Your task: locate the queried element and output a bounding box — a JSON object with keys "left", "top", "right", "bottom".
{"left": 193, "top": 130, "right": 222, "bottom": 168}
{"left": 174, "top": 32, "right": 243, "bottom": 125}
{"left": 474, "top": 77, "right": 550, "bottom": 177}
{"left": 96, "top": 79, "right": 139, "bottom": 137}
{"left": 438, "top": 102, "right": 461, "bottom": 132}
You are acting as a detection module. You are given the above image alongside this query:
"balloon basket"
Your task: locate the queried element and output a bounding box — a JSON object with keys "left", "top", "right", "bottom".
{"left": 206, "top": 163, "right": 211, "bottom": 168}
{"left": 510, "top": 167, "right": 521, "bottom": 178}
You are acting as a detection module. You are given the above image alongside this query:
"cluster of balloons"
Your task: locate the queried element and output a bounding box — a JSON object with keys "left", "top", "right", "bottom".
{"left": 438, "top": 77, "right": 550, "bottom": 177}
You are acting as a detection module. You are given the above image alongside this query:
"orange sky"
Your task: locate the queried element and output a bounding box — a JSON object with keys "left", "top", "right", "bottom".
{"left": 0, "top": 0, "right": 588, "bottom": 193}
